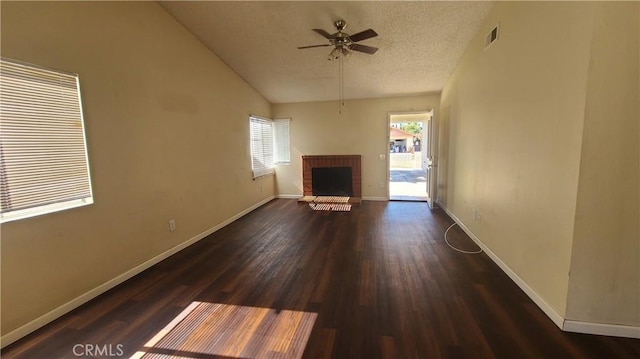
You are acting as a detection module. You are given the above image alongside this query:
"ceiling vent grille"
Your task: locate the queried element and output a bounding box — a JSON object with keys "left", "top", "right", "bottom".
{"left": 484, "top": 24, "right": 499, "bottom": 50}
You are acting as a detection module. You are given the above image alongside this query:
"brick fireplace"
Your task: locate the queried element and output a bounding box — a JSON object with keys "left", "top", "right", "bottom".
{"left": 302, "top": 155, "right": 361, "bottom": 198}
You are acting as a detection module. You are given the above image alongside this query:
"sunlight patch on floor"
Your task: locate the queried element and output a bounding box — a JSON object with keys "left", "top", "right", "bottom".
{"left": 131, "top": 302, "right": 317, "bottom": 359}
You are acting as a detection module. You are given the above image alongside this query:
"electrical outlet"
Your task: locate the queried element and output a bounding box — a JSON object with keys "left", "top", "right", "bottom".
{"left": 169, "top": 219, "right": 176, "bottom": 232}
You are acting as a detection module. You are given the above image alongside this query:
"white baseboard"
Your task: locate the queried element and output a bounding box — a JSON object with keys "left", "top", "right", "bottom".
{"left": 0, "top": 196, "right": 275, "bottom": 348}
{"left": 563, "top": 320, "right": 640, "bottom": 339}
{"left": 436, "top": 201, "right": 565, "bottom": 329}
{"left": 277, "top": 195, "right": 388, "bottom": 202}
{"left": 362, "top": 196, "right": 388, "bottom": 201}
{"left": 276, "top": 194, "right": 302, "bottom": 199}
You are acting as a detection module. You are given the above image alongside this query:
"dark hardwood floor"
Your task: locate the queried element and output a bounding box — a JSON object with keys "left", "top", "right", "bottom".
{"left": 3, "top": 199, "right": 639, "bottom": 358}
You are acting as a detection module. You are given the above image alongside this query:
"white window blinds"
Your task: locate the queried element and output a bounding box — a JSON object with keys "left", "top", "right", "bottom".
{"left": 273, "top": 118, "right": 290, "bottom": 165}
{"left": 249, "top": 116, "right": 275, "bottom": 178}
{"left": 0, "top": 58, "right": 93, "bottom": 223}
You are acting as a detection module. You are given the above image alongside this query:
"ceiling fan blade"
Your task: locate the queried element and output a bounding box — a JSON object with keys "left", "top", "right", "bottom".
{"left": 298, "top": 44, "right": 332, "bottom": 49}
{"left": 349, "top": 29, "right": 378, "bottom": 42}
{"left": 312, "top": 29, "right": 334, "bottom": 39}
{"left": 348, "top": 43, "right": 378, "bottom": 54}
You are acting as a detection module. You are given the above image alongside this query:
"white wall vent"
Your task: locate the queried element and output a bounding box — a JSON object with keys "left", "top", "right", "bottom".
{"left": 484, "top": 24, "right": 499, "bottom": 50}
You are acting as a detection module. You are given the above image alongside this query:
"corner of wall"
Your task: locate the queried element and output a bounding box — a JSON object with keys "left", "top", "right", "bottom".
{"left": 565, "top": 1, "right": 640, "bottom": 330}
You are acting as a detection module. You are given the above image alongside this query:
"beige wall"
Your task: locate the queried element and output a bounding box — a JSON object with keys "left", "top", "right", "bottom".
{"left": 439, "top": 0, "right": 639, "bottom": 328}
{"left": 1, "top": 1, "right": 272, "bottom": 336}
{"left": 438, "top": 2, "right": 595, "bottom": 317}
{"left": 272, "top": 95, "right": 440, "bottom": 199}
{"left": 566, "top": 2, "right": 639, "bottom": 326}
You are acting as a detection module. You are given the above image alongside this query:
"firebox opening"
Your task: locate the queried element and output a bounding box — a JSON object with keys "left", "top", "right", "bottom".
{"left": 312, "top": 167, "right": 353, "bottom": 197}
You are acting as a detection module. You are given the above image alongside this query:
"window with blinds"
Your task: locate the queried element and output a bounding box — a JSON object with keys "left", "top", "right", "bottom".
{"left": 0, "top": 58, "right": 93, "bottom": 223}
{"left": 273, "top": 118, "right": 290, "bottom": 165}
{"left": 249, "top": 116, "right": 290, "bottom": 179}
{"left": 249, "top": 116, "right": 275, "bottom": 178}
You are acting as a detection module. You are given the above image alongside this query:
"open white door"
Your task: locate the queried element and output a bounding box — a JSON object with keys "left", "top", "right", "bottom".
{"left": 424, "top": 111, "right": 436, "bottom": 209}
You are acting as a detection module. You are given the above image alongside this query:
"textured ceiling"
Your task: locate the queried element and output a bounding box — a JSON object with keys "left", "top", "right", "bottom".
{"left": 160, "top": 1, "right": 494, "bottom": 104}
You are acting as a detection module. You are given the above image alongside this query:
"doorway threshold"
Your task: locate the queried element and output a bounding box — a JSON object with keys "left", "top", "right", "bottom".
{"left": 389, "top": 195, "right": 428, "bottom": 202}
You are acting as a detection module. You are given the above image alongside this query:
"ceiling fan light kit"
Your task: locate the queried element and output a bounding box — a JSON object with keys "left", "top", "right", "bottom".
{"left": 328, "top": 47, "right": 351, "bottom": 61}
{"left": 298, "top": 19, "right": 379, "bottom": 112}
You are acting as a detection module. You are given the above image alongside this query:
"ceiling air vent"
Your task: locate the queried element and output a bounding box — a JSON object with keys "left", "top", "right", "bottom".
{"left": 484, "top": 24, "right": 499, "bottom": 50}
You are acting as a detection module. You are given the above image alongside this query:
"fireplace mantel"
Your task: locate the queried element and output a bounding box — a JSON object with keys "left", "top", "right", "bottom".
{"left": 302, "top": 155, "right": 361, "bottom": 198}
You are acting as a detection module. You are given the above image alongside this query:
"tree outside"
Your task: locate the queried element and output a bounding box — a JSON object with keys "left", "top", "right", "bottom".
{"left": 401, "top": 122, "right": 422, "bottom": 135}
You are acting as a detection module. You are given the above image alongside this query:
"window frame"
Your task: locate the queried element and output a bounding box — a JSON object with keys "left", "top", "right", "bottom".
{"left": 249, "top": 115, "right": 275, "bottom": 179}
{"left": 273, "top": 118, "right": 291, "bottom": 165}
{"left": 249, "top": 115, "right": 291, "bottom": 179}
{"left": 0, "top": 58, "right": 94, "bottom": 223}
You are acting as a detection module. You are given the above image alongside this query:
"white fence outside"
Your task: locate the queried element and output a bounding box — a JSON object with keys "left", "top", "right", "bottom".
{"left": 390, "top": 152, "right": 423, "bottom": 169}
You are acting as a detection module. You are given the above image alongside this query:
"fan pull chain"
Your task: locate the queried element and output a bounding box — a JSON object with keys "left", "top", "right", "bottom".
{"left": 341, "top": 56, "right": 345, "bottom": 107}
{"left": 338, "top": 55, "right": 344, "bottom": 114}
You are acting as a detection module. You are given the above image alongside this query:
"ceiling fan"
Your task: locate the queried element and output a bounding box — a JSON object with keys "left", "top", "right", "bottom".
{"left": 298, "top": 20, "right": 379, "bottom": 60}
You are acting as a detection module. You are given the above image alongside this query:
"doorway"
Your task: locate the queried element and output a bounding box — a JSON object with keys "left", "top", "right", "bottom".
{"left": 388, "top": 111, "right": 435, "bottom": 207}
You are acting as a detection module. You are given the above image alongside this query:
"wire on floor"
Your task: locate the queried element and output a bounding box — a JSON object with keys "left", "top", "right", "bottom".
{"left": 444, "top": 222, "right": 483, "bottom": 254}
